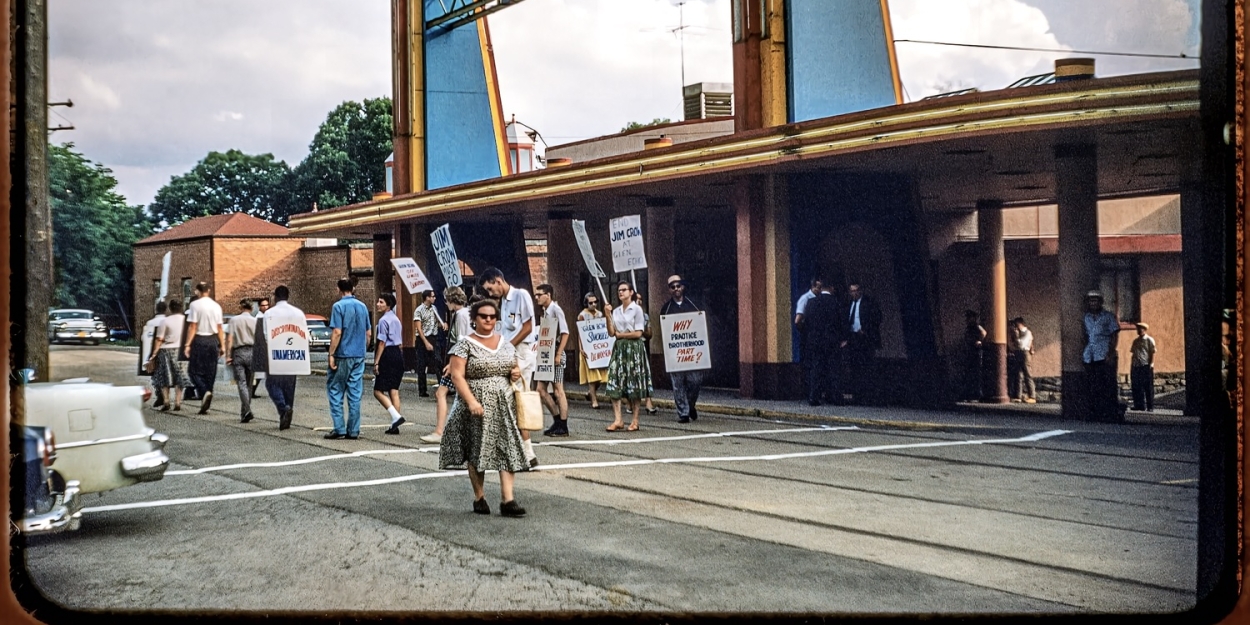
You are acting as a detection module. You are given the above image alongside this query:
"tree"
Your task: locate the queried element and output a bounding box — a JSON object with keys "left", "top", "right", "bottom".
{"left": 147, "top": 149, "right": 292, "bottom": 228}
{"left": 49, "top": 143, "right": 148, "bottom": 322}
{"left": 285, "top": 97, "right": 393, "bottom": 221}
{"left": 620, "top": 118, "right": 672, "bottom": 132}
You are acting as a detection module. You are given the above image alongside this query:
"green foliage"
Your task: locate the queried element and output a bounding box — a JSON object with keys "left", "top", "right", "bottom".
{"left": 285, "top": 97, "right": 393, "bottom": 220}
{"left": 147, "top": 149, "right": 292, "bottom": 228}
{"left": 49, "top": 143, "right": 148, "bottom": 316}
{"left": 620, "top": 118, "right": 672, "bottom": 132}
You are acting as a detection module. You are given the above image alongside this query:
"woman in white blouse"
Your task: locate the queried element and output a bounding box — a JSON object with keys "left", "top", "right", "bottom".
{"left": 602, "top": 281, "right": 653, "bottom": 431}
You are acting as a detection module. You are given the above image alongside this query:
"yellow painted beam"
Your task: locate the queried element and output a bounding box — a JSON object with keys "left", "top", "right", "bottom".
{"left": 478, "top": 16, "right": 511, "bottom": 175}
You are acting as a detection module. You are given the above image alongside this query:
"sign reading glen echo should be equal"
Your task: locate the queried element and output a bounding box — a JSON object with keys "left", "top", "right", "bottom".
{"left": 576, "top": 317, "right": 615, "bottom": 370}
{"left": 661, "top": 312, "right": 711, "bottom": 372}
{"left": 390, "top": 257, "right": 433, "bottom": 294}
{"left": 534, "top": 317, "right": 558, "bottom": 382}
{"left": 265, "top": 308, "right": 311, "bottom": 376}
{"left": 431, "top": 224, "right": 463, "bottom": 287}
{"left": 609, "top": 214, "right": 647, "bottom": 273}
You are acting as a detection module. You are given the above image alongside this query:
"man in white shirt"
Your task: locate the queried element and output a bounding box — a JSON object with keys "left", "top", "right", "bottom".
{"left": 183, "top": 281, "right": 225, "bottom": 414}
{"left": 794, "top": 277, "right": 822, "bottom": 381}
{"left": 534, "top": 284, "right": 570, "bottom": 437}
{"left": 251, "top": 286, "right": 304, "bottom": 430}
{"left": 224, "top": 299, "right": 258, "bottom": 423}
{"left": 412, "top": 289, "right": 445, "bottom": 397}
{"left": 480, "top": 266, "right": 539, "bottom": 467}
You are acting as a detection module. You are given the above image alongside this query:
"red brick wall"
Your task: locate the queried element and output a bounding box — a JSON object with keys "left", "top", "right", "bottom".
{"left": 212, "top": 237, "right": 305, "bottom": 312}
{"left": 296, "top": 247, "right": 351, "bottom": 318}
{"left": 133, "top": 239, "right": 212, "bottom": 329}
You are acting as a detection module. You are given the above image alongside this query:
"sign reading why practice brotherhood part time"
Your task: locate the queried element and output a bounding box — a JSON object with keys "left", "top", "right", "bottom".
{"left": 660, "top": 312, "right": 711, "bottom": 372}
{"left": 610, "top": 214, "right": 647, "bottom": 273}
{"left": 265, "top": 309, "right": 311, "bottom": 375}
{"left": 390, "top": 257, "right": 433, "bottom": 294}
{"left": 534, "top": 317, "right": 558, "bottom": 382}
{"left": 571, "top": 220, "right": 606, "bottom": 278}
{"left": 431, "top": 224, "right": 463, "bottom": 287}
{"left": 576, "top": 317, "right": 615, "bottom": 370}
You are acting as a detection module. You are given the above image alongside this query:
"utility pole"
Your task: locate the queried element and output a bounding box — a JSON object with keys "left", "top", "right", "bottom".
{"left": 20, "top": 0, "right": 52, "bottom": 383}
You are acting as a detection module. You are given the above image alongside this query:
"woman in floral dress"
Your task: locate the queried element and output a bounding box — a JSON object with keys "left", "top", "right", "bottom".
{"left": 438, "top": 299, "right": 529, "bottom": 517}
{"left": 603, "top": 281, "right": 652, "bottom": 432}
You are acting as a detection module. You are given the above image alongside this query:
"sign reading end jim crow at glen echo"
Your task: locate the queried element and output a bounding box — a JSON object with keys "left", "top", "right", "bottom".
{"left": 610, "top": 214, "right": 647, "bottom": 273}
{"left": 661, "top": 312, "right": 711, "bottom": 373}
{"left": 265, "top": 308, "right": 311, "bottom": 376}
{"left": 390, "top": 257, "right": 433, "bottom": 294}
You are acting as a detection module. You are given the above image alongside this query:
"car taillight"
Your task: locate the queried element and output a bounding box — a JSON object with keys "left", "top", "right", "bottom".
{"left": 44, "top": 429, "right": 57, "bottom": 465}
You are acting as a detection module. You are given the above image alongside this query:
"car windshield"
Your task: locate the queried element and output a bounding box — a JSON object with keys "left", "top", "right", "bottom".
{"left": 306, "top": 319, "right": 327, "bottom": 328}
{"left": 53, "top": 311, "right": 91, "bottom": 320}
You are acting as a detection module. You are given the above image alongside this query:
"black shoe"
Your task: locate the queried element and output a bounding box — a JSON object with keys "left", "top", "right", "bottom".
{"left": 240, "top": 412, "right": 253, "bottom": 424}
{"left": 419, "top": 392, "right": 430, "bottom": 398}
{"left": 689, "top": 408, "right": 698, "bottom": 421}
{"left": 279, "top": 407, "right": 292, "bottom": 430}
{"left": 473, "top": 498, "right": 490, "bottom": 515}
{"left": 384, "top": 426, "right": 400, "bottom": 435}
{"left": 324, "top": 432, "right": 345, "bottom": 440}
{"left": 528, "top": 457, "right": 539, "bottom": 469}
{"left": 500, "top": 500, "right": 527, "bottom": 517}
{"left": 677, "top": 417, "right": 691, "bottom": 424}
{"left": 548, "top": 422, "right": 570, "bottom": 437}
{"left": 197, "top": 391, "right": 213, "bottom": 414}
{"left": 345, "top": 434, "right": 359, "bottom": 440}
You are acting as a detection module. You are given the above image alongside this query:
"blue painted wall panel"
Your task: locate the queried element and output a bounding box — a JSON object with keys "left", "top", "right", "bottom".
{"left": 425, "top": 1, "right": 503, "bottom": 189}
{"left": 786, "top": 0, "right": 898, "bottom": 123}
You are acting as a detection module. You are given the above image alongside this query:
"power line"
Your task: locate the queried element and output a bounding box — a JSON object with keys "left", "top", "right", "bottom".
{"left": 893, "top": 39, "right": 1197, "bottom": 60}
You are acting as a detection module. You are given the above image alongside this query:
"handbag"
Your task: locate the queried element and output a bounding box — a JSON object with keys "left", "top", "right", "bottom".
{"left": 513, "top": 380, "right": 544, "bottom": 431}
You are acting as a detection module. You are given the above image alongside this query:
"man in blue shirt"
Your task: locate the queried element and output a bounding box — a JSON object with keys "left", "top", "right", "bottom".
{"left": 325, "top": 278, "right": 373, "bottom": 439}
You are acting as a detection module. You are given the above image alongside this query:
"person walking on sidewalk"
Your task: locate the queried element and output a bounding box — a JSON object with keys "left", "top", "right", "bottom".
{"left": 252, "top": 286, "right": 302, "bottom": 430}
{"left": 412, "top": 289, "right": 444, "bottom": 397}
{"left": 224, "top": 299, "right": 257, "bottom": 423}
{"left": 251, "top": 297, "right": 270, "bottom": 398}
{"left": 660, "top": 275, "right": 703, "bottom": 423}
{"left": 423, "top": 286, "right": 470, "bottom": 444}
{"left": 325, "top": 278, "right": 372, "bottom": 440}
{"left": 1130, "top": 322, "right": 1157, "bottom": 412}
{"left": 374, "top": 293, "right": 407, "bottom": 434}
{"left": 183, "top": 282, "right": 225, "bottom": 414}
{"left": 479, "top": 267, "right": 540, "bottom": 467}
{"left": 535, "top": 284, "right": 571, "bottom": 437}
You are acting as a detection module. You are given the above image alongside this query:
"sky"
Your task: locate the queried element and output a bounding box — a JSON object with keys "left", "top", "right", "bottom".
{"left": 47, "top": 0, "right": 1202, "bottom": 209}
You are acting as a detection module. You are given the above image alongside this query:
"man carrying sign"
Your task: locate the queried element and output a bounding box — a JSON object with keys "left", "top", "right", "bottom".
{"left": 251, "top": 286, "right": 304, "bottom": 430}
{"left": 660, "top": 275, "right": 705, "bottom": 424}
{"left": 535, "top": 284, "right": 570, "bottom": 437}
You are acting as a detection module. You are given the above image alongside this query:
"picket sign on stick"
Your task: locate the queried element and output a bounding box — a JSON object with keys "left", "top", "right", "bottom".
{"left": 390, "top": 257, "right": 433, "bottom": 294}
{"left": 431, "top": 224, "right": 462, "bottom": 287}
{"left": 571, "top": 220, "right": 607, "bottom": 301}
{"left": 265, "top": 308, "right": 311, "bottom": 376}
{"left": 609, "top": 214, "right": 647, "bottom": 273}
{"left": 533, "top": 317, "right": 558, "bottom": 382}
{"left": 660, "top": 312, "right": 712, "bottom": 373}
{"left": 576, "top": 317, "right": 614, "bottom": 370}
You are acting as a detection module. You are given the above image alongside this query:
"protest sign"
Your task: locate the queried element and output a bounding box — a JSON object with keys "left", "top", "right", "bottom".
{"left": 137, "top": 315, "right": 163, "bottom": 376}
{"left": 390, "top": 257, "right": 433, "bottom": 294}
{"left": 576, "top": 317, "right": 614, "bottom": 370}
{"left": 660, "top": 312, "right": 711, "bottom": 372}
{"left": 264, "top": 309, "right": 311, "bottom": 375}
{"left": 572, "top": 220, "right": 606, "bottom": 278}
{"left": 609, "top": 214, "right": 647, "bottom": 273}
{"left": 431, "top": 224, "right": 463, "bottom": 287}
{"left": 534, "top": 317, "right": 558, "bottom": 382}
{"left": 159, "top": 252, "right": 171, "bottom": 300}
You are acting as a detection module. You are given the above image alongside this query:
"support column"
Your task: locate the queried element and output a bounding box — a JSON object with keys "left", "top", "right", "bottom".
{"left": 735, "top": 174, "right": 795, "bottom": 398}
{"left": 646, "top": 207, "right": 675, "bottom": 352}
{"left": 977, "top": 201, "right": 1008, "bottom": 403}
{"left": 400, "top": 223, "right": 433, "bottom": 370}
{"left": 373, "top": 232, "right": 394, "bottom": 300}
{"left": 1055, "top": 142, "right": 1100, "bottom": 420}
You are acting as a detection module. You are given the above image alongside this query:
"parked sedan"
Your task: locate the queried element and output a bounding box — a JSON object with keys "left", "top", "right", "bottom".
{"left": 23, "top": 381, "right": 170, "bottom": 495}
{"left": 13, "top": 424, "right": 82, "bottom": 536}
{"left": 47, "top": 309, "right": 109, "bottom": 345}
{"left": 306, "top": 314, "right": 331, "bottom": 351}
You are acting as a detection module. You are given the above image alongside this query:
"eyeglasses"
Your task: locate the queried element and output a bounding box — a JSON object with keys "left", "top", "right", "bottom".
{"left": 669, "top": 284, "right": 683, "bottom": 290}
{"left": 618, "top": 288, "right": 631, "bottom": 293}
{"left": 476, "top": 313, "right": 498, "bottom": 320}
{"left": 586, "top": 301, "right": 598, "bottom": 306}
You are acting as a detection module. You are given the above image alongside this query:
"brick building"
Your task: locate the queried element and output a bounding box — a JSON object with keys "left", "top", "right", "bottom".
{"left": 133, "top": 213, "right": 375, "bottom": 329}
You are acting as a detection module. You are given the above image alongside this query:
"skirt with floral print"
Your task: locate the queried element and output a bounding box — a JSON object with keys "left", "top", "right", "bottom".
{"left": 604, "top": 337, "right": 652, "bottom": 400}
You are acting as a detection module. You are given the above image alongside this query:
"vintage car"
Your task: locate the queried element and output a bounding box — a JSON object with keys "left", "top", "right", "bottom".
{"left": 306, "top": 314, "right": 331, "bottom": 351}
{"left": 24, "top": 381, "right": 170, "bottom": 494}
{"left": 13, "top": 424, "right": 82, "bottom": 535}
{"left": 47, "top": 309, "right": 109, "bottom": 345}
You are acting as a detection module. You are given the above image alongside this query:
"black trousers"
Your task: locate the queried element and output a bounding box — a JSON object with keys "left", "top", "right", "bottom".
{"left": 414, "top": 337, "right": 442, "bottom": 394}
{"left": 843, "top": 334, "right": 873, "bottom": 401}
{"left": 1085, "top": 360, "right": 1122, "bottom": 422}
{"left": 1131, "top": 364, "right": 1154, "bottom": 411}
{"left": 188, "top": 335, "right": 220, "bottom": 397}
{"left": 806, "top": 345, "right": 839, "bottom": 403}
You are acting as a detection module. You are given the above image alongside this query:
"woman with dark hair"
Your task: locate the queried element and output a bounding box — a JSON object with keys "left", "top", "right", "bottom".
{"left": 147, "top": 299, "right": 188, "bottom": 411}
{"left": 373, "top": 292, "right": 407, "bottom": 434}
{"left": 603, "top": 281, "right": 652, "bottom": 431}
{"left": 439, "top": 299, "right": 529, "bottom": 517}
{"left": 577, "top": 291, "right": 608, "bottom": 409}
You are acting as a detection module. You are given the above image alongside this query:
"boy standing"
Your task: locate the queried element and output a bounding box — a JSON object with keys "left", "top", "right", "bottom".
{"left": 1130, "top": 322, "right": 1157, "bottom": 412}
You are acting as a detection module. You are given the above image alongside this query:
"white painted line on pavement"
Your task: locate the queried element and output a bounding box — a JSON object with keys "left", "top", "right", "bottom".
{"left": 82, "top": 429, "right": 1071, "bottom": 514}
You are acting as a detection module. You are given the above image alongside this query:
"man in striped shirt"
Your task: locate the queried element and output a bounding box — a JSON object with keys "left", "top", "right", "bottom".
{"left": 412, "top": 289, "right": 445, "bottom": 398}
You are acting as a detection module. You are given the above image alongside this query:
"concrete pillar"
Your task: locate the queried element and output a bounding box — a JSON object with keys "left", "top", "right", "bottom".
{"left": 977, "top": 201, "right": 1008, "bottom": 403}
{"left": 734, "top": 173, "right": 794, "bottom": 398}
{"left": 399, "top": 223, "right": 433, "bottom": 370}
{"left": 373, "top": 232, "right": 394, "bottom": 299}
{"left": 1055, "top": 142, "right": 1100, "bottom": 420}
{"left": 646, "top": 207, "right": 675, "bottom": 356}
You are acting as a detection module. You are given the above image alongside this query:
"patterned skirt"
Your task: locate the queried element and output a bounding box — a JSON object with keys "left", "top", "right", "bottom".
{"left": 439, "top": 375, "right": 528, "bottom": 473}
{"left": 605, "top": 338, "right": 652, "bottom": 400}
{"left": 151, "top": 348, "right": 188, "bottom": 389}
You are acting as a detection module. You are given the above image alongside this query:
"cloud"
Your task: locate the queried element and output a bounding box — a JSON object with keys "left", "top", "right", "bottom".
{"left": 212, "top": 111, "right": 245, "bottom": 122}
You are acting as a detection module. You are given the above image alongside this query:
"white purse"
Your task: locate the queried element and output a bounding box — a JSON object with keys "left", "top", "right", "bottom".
{"left": 513, "top": 381, "right": 544, "bottom": 431}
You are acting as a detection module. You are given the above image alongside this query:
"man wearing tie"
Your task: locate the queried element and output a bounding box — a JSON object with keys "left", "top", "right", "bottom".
{"left": 840, "top": 283, "right": 881, "bottom": 404}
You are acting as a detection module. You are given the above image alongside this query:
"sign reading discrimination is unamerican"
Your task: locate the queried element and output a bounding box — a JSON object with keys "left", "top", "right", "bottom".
{"left": 576, "top": 317, "right": 614, "bottom": 370}
{"left": 265, "top": 309, "right": 311, "bottom": 376}
{"left": 660, "top": 312, "right": 711, "bottom": 373}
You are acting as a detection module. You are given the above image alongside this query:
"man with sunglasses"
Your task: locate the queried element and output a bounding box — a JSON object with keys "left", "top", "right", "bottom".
{"left": 660, "top": 275, "right": 705, "bottom": 424}
{"left": 479, "top": 267, "right": 539, "bottom": 467}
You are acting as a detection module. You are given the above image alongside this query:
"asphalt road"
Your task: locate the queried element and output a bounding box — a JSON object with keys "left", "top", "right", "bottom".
{"left": 17, "top": 346, "right": 1200, "bottom": 617}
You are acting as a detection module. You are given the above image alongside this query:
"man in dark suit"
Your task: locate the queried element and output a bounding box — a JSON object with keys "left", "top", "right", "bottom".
{"left": 801, "top": 287, "right": 844, "bottom": 406}
{"left": 840, "top": 283, "right": 882, "bottom": 404}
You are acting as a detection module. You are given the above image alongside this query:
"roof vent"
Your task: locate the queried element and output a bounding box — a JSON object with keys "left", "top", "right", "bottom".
{"left": 1054, "top": 58, "right": 1095, "bottom": 82}
{"left": 683, "top": 82, "right": 734, "bottom": 121}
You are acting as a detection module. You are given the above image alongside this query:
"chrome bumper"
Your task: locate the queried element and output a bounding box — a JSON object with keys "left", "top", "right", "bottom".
{"left": 19, "top": 480, "right": 82, "bottom": 535}
{"left": 121, "top": 433, "right": 170, "bottom": 481}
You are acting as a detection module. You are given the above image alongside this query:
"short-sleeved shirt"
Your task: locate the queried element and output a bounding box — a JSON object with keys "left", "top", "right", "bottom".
{"left": 499, "top": 286, "right": 537, "bottom": 344}
{"left": 543, "top": 301, "right": 570, "bottom": 337}
{"left": 1083, "top": 310, "right": 1120, "bottom": 363}
{"left": 1011, "top": 327, "right": 1033, "bottom": 352}
{"left": 187, "top": 297, "right": 224, "bottom": 336}
{"left": 1131, "top": 334, "right": 1156, "bottom": 367}
{"left": 795, "top": 290, "right": 818, "bottom": 316}
{"left": 330, "top": 295, "right": 371, "bottom": 358}
{"left": 611, "top": 301, "right": 646, "bottom": 333}
{"left": 157, "top": 314, "right": 184, "bottom": 349}
{"left": 376, "top": 309, "right": 403, "bottom": 347}
{"left": 227, "top": 313, "right": 256, "bottom": 347}
{"left": 413, "top": 303, "right": 440, "bottom": 338}
{"left": 449, "top": 307, "right": 471, "bottom": 346}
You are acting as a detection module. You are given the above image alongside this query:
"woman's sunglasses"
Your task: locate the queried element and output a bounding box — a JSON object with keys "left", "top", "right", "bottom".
{"left": 476, "top": 313, "right": 498, "bottom": 320}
